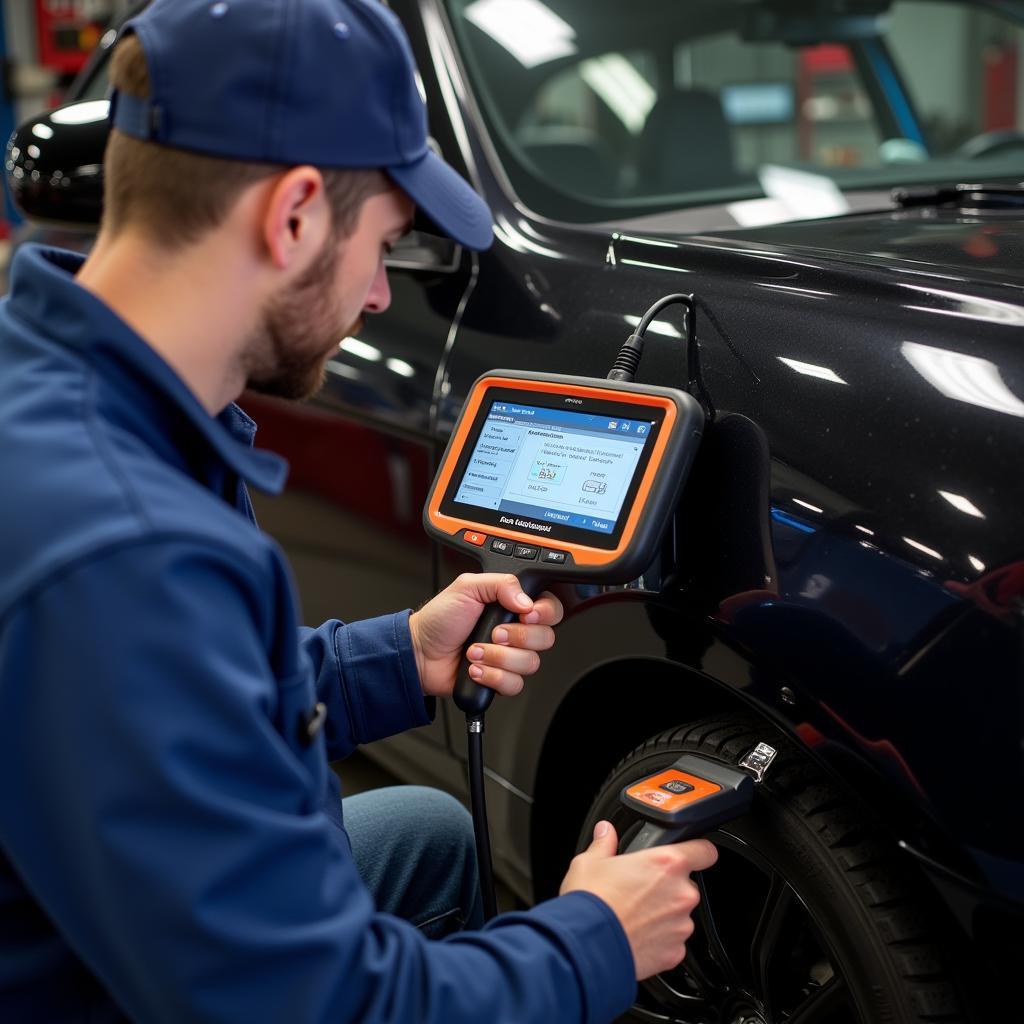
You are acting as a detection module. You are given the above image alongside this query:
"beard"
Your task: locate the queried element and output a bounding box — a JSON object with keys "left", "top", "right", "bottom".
{"left": 244, "top": 232, "right": 356, "bottom": 401}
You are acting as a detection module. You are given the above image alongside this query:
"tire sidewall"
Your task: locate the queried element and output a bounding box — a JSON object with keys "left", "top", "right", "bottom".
{"left": 578, "top": 740, "right": 923, "bottom": 1024}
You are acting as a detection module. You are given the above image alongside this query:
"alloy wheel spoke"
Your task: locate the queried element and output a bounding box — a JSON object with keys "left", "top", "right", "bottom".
{"left": 641, "top": 971, "right": 709, "bottom": 1014}
{"left": 750, "top": 874, "right": 797, "bottom": 1003}
{"left": 694, "top": 869, "right": 745, "bottom": 992}
{"left": 675, "top": 943, "right": 716, "bottom": 997}
{"left": 785, "top": 977, "right": 849, "bottom": 1024}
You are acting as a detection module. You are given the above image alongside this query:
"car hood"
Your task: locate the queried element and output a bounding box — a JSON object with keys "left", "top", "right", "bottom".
{"left": 649, "top": 206, "right": 1024, "bottom": 291}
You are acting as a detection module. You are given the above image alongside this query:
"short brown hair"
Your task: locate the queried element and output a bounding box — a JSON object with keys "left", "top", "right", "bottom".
{"left": 103, "top": 34, "right": 389, "bottom": 248}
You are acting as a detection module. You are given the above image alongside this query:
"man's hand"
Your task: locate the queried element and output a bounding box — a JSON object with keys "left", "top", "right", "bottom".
{"left": 409, "top": 573, "right": 564, "bottom": 699}
{"left": 560, "top": 821, "right": 718, "bottom": 980}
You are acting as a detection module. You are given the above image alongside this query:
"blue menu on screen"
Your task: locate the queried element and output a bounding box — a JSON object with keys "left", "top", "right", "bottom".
{"left": 453, "top": 401, "right": 655, "bottom": 535}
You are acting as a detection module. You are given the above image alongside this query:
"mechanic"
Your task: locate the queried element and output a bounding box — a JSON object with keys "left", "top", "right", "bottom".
{"left": 0, "top": 1, "right": 717, "bottom": 1021}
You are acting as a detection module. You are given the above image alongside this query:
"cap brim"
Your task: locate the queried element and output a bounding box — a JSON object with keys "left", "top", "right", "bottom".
{"left": 388, "top": 149, "right": 493, "bottom": 251}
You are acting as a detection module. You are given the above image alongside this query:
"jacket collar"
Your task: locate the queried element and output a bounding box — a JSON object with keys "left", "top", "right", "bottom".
{"left": 7, "top": 244, "right": 288, "bottom": 495}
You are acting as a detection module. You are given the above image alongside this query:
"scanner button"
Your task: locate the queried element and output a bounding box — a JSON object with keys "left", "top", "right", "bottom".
{"left": 513, "top": 544, "right": 539, "bottom": 560}
{"left": 490, "top": 538, "right": 513, "bottom": 556}
{"left": 660, "top": 779, "right": 694, "bottom": 795}
{"left": 463, "top": 530, "right": 487, "bottom": 546}
{"left": 542, "top": 550, "right": 567, "bottom": 564}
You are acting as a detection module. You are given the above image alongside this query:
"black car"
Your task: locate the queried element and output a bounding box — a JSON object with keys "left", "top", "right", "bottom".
{"left": 6, "top": 1, "right": 1023, "bottom": 1020}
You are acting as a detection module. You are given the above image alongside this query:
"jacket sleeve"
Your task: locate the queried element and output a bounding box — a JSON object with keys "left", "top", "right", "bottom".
{"left": 299, "top": 612, "right": 433, "bottom": 761}
{"left": 0, "top": 539, "right": 636, "bottom": 1024}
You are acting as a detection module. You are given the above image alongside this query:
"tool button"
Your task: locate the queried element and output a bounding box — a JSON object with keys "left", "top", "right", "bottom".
{"left": 513, "top": 544, "right": 539, "bottom": 560}
{"left": 660, "top": 779, "right": 694, "bottom": 795}
{"left": 463, "top": 530, "right": 487, "bottom": 546}
{"left": 542, "top": 550, "right": 567, "bottom": 564}
{"left": 490, "top": 538, "right": 513, "bottom": 556}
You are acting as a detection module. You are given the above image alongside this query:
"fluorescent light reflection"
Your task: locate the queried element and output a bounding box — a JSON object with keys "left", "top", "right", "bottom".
{"left": 325, "top": 362, "right": 361, "bottom": 381}
{"left": 968, "top": 555, "right": 986, "bottom": 573}
{"left": 339, "top": 338, "right": 382, "bottom": 362}
{"left": 757, "top": 283, "right": 833, "bottom": 299}
{"left": 938, "top": 490, "right": 985, "bottom": 518}
{"left": 624, "top": 315, "right": 681, "bottom": 339}
{"left": 793, "top": 498, "right": 824, "bottom": 514}
{"left": 50, "top": 100, "right": 110, "bottom": 125}
{"left": 579, "top": 54, "right": 655, "bottom": 134}
{"left": 620, "top": 258, "right": 692, "bottom": 274}
{"left": 464, "top": 0, "right": 577, "bottom": 68}
{"left": 904, "top": 536, "right": 943, "bottom": 560}
{"left": 31, "top": 123, "right": 54, "bottom": 140}
{"left": 902, "top": 341, "right": 1024, "bottom": 417}
{"left": 778, "top": 357, "right": 847, "bottom": 384}
{"left": 386, "top": 357, "right": 416, "bottom": 378}
{"left": 903, "top": 284, "right": 1024, "bottom": 327}
{"left": 855, "top": 524, "right": 875, "bottom": 536}
{"left": 493, "top": 214, "right": 563, "bottom": 258}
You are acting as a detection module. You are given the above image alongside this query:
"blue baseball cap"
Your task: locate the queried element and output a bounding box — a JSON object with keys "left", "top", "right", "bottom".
{"left": 110, "top": 0, "right": 493, "bottom": 250}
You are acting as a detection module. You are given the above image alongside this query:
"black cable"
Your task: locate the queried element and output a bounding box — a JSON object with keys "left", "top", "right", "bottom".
{"left": 467, "top": 716, "right": 498, "bottom": 920}
{"left": 636, "top": 291, "right": 692, "bottom": 337}
{"left": 607, "top": 292, "right": 693, "bottom": 387}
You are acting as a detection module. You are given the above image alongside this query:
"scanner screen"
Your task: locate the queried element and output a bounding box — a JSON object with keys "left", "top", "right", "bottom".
{"left": 453, "top": 401, "right": 655, "bottom": 536}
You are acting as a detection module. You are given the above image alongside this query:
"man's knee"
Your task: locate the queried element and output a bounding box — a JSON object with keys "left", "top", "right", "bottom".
{"left": 401, "top": 786, "right": 475, "bottom": 859}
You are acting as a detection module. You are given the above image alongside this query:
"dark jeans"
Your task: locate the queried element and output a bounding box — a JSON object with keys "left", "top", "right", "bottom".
{"left": 342, "top": 786, "right": 484, "bottom": 938}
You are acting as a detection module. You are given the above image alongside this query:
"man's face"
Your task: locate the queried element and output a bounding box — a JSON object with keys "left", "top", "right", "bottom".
{"left": 245, "top": 186, "right": 415, "bottom": 400}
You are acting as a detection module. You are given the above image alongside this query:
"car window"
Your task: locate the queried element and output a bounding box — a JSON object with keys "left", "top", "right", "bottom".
{"left": 446, "top": 0, "right": 1024, "bottom": 222}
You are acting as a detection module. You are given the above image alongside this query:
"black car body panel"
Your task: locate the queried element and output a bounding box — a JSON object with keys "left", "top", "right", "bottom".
{"left": 5, "top": 0, "right": 1023, "bottom": 1005}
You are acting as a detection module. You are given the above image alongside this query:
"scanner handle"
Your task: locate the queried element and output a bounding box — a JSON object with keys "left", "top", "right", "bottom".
{"left": 453, "top": 572, "right": 547, "bottom": 717}
{"left": 624, "top": 821, "right": 699, "bottom": 852}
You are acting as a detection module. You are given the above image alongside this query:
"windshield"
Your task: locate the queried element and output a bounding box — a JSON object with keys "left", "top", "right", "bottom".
{"left": 446, "top": 0, "right": 1024, "bottom": 224}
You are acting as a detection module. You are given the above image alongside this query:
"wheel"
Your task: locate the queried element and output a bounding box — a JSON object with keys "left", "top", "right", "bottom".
{"left": 577, "top": 715, "right": 970, "bottom": 1024}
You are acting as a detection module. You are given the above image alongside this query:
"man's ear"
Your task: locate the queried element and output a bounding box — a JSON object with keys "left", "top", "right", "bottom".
{"left": 261, "top": 166, "right": 331, "bottom": 271}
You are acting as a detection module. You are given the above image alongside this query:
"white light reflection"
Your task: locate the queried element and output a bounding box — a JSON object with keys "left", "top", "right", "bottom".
{"left": 901, "top": 341, "right": 1024, "bottom": 418}
{"left": 386, "top": 357, "right": 415, "bottom": 378}
{"left": 903, "top": 536, "right": 943, "bottom": 560}
{"left": 50, "top": 100, "right": 110, "bottom": 125}
{"left": 493, "top": 214, "right": 562, "bottom": 258}
{"left": 464, "top": 0, "right": 577, "bottom": 68}
{"left": 727, "top": 197, "right": 793, "bottom": 228}
{"left": 757, "top": 283, "right": 833, "bottom": 300}
{"left": 339, "top": 337, "right": 382, "bottom": 362}
{"left": 903, "top": 284, "right": 1024, "bottom": 327}
{"left": 27, "top": 145, "right": 40, "bottom": 159}
{"left": 968, "top": 555, "right": 986, "bottom": 573}
{"left": 855, "top": 524, "right": 875, "bottom": 536}
{"left": 624, "top": 314, "right": 681, "bottom": 339}
{"left": 617, "top": 235, "right": 678, "bottom": 248}
{"left": 579, "top": 54, "right": 656, "bottom": 134}
{"left": 325, "top": 362, "right": 362, "bottom": 381}
{"left": 777, "top": 357, "right": 847, "bottom": 384}
{"left": 31, "top": 123, "right": 54, "bottom": 140}
{"left": 938, "top": 490, "right": 985, "bottom": 518}
{"left": 793, "top": 498, "right": 824, "bottom": 514}
{"left": 620, "top": 258, "right": 692, "bottom": 274}
{"left": 759, "top": 164, "right": 849, "bottom": 219}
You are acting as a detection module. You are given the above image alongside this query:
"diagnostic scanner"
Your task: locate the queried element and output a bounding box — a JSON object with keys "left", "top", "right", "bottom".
{"left": 424, "top": 367, "right": 703, "bottom": 919}
{"left": 425, "top": 369, "right": 705, "bottom": 717}
{"left": 423, "top": 297, "right": 707, "bottom": 919}
{"left": 621, "top": 755, "right": 754, "bottom": 851}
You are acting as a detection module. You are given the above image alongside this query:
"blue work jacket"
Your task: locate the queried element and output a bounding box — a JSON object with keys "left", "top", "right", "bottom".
{"left": 0, "top": 246, "right": 635, "bottom": 1023}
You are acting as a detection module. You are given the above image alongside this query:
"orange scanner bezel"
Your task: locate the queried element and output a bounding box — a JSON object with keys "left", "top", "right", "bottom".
{"left": 624, "top": 769, "right": 722, "bottom": 813}
{"left": 425, "top": 375, "right": 679, "bottom": 567}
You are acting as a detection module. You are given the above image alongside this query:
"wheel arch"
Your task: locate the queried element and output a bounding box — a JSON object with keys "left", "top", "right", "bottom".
{"left": 530, "top": 655, "right": 755, "bottom": 900}
{"left": 527, "top": 652, "right": 948, "bottom": 903}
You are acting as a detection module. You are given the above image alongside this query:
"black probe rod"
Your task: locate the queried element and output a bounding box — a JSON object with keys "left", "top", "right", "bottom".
{"left": 467, "top": 718, "right": 498, "bottom": 921}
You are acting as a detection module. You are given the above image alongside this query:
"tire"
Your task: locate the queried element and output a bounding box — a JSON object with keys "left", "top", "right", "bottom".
{"left": 577, "top": 715, "right": 971, "bottom": 1024}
